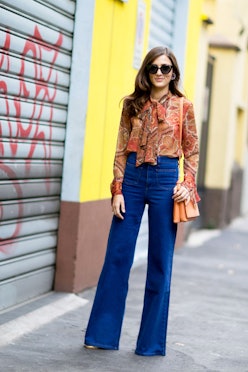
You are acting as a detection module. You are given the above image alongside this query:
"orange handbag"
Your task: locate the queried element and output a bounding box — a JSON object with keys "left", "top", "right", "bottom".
{"left": 173, "top": 98, "right": 200, "bottom": 223}
{"left": 173, "top": 184, "right": 200, "bottom": 223}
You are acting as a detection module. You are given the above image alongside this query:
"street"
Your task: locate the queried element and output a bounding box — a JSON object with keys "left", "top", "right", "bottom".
{"left": 0, "top": 217, "right": 248, "bottom": 372}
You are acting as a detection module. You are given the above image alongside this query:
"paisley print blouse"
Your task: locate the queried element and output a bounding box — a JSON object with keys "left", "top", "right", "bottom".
{"left": 111, "top": 92, "right": 200, "bottom": 203}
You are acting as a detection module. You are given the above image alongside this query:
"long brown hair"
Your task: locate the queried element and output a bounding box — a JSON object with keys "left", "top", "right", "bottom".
{"left": 124, "top": 46, "right": 184, "bottom": 116}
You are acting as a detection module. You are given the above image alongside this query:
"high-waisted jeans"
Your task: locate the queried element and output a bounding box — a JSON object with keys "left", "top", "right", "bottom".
{"left": 84, "top": 153, "right": 178, "bottom": 356}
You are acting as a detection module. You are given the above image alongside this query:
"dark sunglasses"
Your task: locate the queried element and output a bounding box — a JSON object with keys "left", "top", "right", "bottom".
{"left": 147, "top": 64, "right": 173, "bottom": 75}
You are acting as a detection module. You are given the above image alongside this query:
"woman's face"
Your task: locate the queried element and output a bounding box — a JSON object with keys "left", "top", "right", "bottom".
{"left": 148, "top": 54, "right": 174, "bottom": 93}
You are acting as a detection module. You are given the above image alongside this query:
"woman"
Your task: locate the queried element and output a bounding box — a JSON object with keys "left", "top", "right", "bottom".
{"left": 84, "top": 46, "right": 200, "bottom": 356}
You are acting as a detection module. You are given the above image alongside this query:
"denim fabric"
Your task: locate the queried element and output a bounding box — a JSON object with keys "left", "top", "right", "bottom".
{"left": 85, "top": 153, "right": 178, "bottom": 356}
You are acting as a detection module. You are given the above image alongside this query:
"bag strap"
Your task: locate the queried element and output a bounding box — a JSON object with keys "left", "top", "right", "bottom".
{"left": 178, "top": 97, "right": 184, "bottom": 159}
{"left": 176, "top": 97, "right": 184, "bottom": 185}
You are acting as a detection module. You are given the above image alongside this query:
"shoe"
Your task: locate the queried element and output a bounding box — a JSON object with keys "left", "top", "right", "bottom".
{"left": 84, "top": 344, "right": 100, "bottom": 350}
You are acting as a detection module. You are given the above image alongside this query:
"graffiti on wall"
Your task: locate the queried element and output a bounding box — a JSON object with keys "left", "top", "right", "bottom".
{"left": 0, "top": 26, "right": 63, "bottom": 247}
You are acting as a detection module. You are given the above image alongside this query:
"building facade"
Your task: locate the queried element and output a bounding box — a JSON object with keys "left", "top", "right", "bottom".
{"left": 3, "top": 0, "right": 247, "bottom": 310}
{"left": 197, "top": 0, "right": 248, "bottom": 228}
{"left": 0, "top": 0, "right": 194, "bottom": 310}
{"left": 55, "top": 0, "right": 191, "bottom": 294}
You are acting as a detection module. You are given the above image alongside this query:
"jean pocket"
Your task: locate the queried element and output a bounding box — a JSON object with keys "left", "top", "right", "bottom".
{"left": 156, "top": 168, "right": 178, "bottom": 189}
{"left": 123, "top": 162, "right": 141, "bottom": 185}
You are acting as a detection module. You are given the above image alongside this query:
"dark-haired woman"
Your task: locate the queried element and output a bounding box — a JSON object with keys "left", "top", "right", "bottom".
{"left": 84, "top": 46, "right": 200, "bottom": 356}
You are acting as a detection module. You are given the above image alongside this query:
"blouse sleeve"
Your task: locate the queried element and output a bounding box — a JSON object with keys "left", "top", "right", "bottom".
{"left": 110, "top": 100, "right": 131, "bottom": 198}
{"left": 181, "top": 101, "right": 201, "bottom": 203}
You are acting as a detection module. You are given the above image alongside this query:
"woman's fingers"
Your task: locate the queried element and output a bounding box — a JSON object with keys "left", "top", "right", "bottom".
{"left": 112, "top": 195, "right": 125, "bottom": 220}
{"left": 173, "top": 186, "right": 190, "bottom": 203}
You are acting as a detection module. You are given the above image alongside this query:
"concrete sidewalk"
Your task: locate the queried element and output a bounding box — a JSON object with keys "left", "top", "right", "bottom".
{"left": 0, "top": 217, "right": 248, "bottom": 372}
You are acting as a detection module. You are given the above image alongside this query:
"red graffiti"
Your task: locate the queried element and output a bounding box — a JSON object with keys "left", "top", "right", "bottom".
{"left": 0, "top": 26, "right": 64, "bottom": 248}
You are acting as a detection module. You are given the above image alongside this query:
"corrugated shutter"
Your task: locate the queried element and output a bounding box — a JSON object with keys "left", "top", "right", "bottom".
{"left": 0, "top": 0, "right": 75, "bottom": 310}
{"left": 149, "top": 0, "right": 176, "bottom": 49}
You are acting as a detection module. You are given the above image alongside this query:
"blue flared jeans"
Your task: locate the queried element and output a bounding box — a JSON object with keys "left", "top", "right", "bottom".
{"left": 84, "top": 153, "right": 178, "bottom": 356}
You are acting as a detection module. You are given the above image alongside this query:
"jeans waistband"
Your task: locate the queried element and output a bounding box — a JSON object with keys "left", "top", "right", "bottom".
{"left": 127, "top": 152, "right": 178, "bottom": 167}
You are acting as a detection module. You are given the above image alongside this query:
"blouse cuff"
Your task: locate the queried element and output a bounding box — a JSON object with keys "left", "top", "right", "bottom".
{"left": 181, "top": 177, "right": 201, "bottom": 204}
{"left": 110, "top": 179, "right": 123, "bottom": 198}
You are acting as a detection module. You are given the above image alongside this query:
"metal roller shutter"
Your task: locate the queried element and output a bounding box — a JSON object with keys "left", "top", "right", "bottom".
{"left": 149, "top": 0, "right": 176, "bottom": 49}
{"left": 0, "top": 0, "right": 75, "bottom": 310}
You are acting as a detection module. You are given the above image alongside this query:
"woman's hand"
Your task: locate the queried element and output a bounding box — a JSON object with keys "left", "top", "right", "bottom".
{"left": 112, "top": 194, "right": 126, "bottom": 220}
{"left": 173, "top": 185, "right": 190, "bottom": 205}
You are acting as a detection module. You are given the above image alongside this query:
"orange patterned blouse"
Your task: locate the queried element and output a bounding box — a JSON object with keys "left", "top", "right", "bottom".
{"left": 111, "top": 91, "right": 200, "bottom": 203}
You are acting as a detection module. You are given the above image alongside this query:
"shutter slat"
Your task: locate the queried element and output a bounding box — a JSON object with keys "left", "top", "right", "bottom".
{"left": 0, "top": 215, "right": 59, "bottom": 240}
{"left": 0, "top": 160, "right": 63, "bottom": 179}
{"left": 0, "top": 180, "right": 61, "bottom": 200}
{"left": 0, "top": 99, "right": 67, "bottom": 122}
{"left": 0, "top": 197, "right": 60, "bottom": 221}
{"left": 0, "top": 232, "right": 57, "bottom": 261}
{"left": 0, "top": 268, "right": 55, "bottom": 311}
{"left": 0, "top": 249, "right": 56, "bottom": 281}
{"left": 40, "top": 0, "right": 76, "bottom": 15}
{"left": 0, "top": 76, "right": 68, "bottom": 105}
{"left": 0, "top": 53, "right": 70, "bottom": 86}
{"left": 0, "top": 120, "right": 66, "bottom": 142}
{"left": 0, "top": 29, "right": 72, "bottom": 68}
{"left": 0, "top": 140, "right": 64, "bottom": 159}
{"left": 1, "top": 1, "right": 74, "bottom": 33}
{"left": 148, "top": 0, "right": 176, "bottom": 49}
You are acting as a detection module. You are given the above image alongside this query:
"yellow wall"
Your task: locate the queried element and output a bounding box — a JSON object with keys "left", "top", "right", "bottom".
{"left": 80, "top": 0, "right": 151, "bottom": 202}
{"left": 184, "top": 0, "right": 204, "bottom": 102}
{"left": 203, "top": 0, "right": 248, "bottom": 188}
{"left": 205, "top": 48, "right": 238, "bottom": 188}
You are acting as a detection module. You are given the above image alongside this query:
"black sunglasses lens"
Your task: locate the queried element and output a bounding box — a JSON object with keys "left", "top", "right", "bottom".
{"left": 148, "top": 64, "right": 158, "bottom": 74}
{"left": 148, "top": 64, "right": 173, "bottom": 74}
{"left": 160, "top": 65, "right": 172, "bottom": 74}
